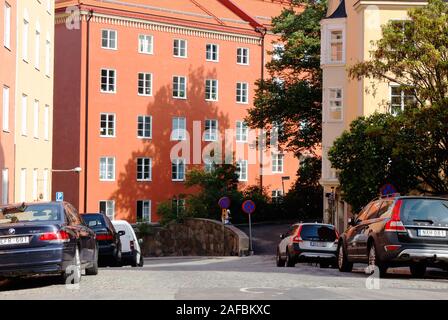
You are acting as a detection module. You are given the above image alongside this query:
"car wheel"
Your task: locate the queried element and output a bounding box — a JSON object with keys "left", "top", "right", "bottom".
{"left": 62, "top": 246, "right": 81, "bottom": 284}
{"left": 138, "top": 254, "right": 144, "bottom": 267}
{"left": 285, "top": 249, "right": 295, "bottom": 267}
{"left": 368, "top": 243, "right": 388, "bottom": 277}
{"left": 276, "top": 248, "right": 285, "bottom": 267}
{"left": 410, "top": 263, "right": 427, "bottom": 278}
{"left": 86, "top": 245, "right": 99, "bottom": 276}
{"left": 113, "top": 247, "right": 122, "bottom": 267}
{"left": 131, "top": 252, "right": 139, "bottom": 267}
{"left": 337, "top": 243, "right": 353, "bottom": 273}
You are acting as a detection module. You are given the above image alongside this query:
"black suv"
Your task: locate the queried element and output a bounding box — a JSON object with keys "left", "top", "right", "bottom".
{"left": 337, "top": 195, "right": 448, "bottom": 277}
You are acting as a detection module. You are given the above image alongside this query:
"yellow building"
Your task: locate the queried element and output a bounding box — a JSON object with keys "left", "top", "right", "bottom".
{"left": 320, "top": 0, "right": 427, "bottom": 232}
{"left": 14, "top": 0, "right": 54, "bottom": 203}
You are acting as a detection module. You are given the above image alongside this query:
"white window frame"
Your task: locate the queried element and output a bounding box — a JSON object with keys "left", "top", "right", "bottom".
{"left": 101, "top": 69, "right": 116, "bottom": 93}
{"left": 272, "top": 153, "right": 284, "bottom": 174}
{"left": 35, "top": 28, "right": 40, "bottom": 70}
{"left": 327, "top": 87, "right": 343, "bottom": 122}
{"left": 389, "top": 84, "right": 415, "bottom": 116}
{"left": 137, "top": 200, "right": 151, "bottom": 222}
{"left": 20, "top": 169, "right": 26, "bottom": 202}
{"left": 204, "top": 158, "right": 215, "bottom": 173}
{"left": 43, "top": 169, "right": 48, "bottom": 201}
{"left": 206, "top": 43, "right": 219, "bottom": 62}
{"left": 272, "top": 189, "right": 283, "bottom": 202}
{"left": 172, "top": 158, "right": 185, "bottom": 181}
{"left": 236, "top": 121, "right": 248, "bottom": 143}
{"left": 2, "top": 168, "right": 8, "bottom": 205}
{"left": 33, "top": 100, "right": 39, "bottom": 139}
{"left": 137, "top": 115, "right": 152, "bottom": 139}
{"left": 325, "top": 25, "right": 346, "bottom": 64}
{"left": 237, "top": 47, "right": 249, "bottom": 65}
{"left": 4, "top": 2, "right": 11, "bottom": 49}
{"left": 171, "top": 117, "right": 186, "bottom": 141}
{"left": 44, "top": 105, "right": 49, "bottom": 140}
{"left": 101, "top": 29, "right": 117, "bottom": 50}
{"left": 99, "top": 200, "right": 115, "bottom": 221}
{"left": 138, "top": 72, "right": 152, "bottom": 96}
{"left": 23, "top": 18, "right": 29, "bottom": 61}
{"left": 138, "top": 34, "right": 153, "bottom": 54}
{"left": 236, "top": 82, "right": 248, "bottom": 104}
{"left": 21, "top": 94, "right": 27, "bottom": 136}
{"left": 205, "top": 79, "right": 218, "bottom": 101}
{"left": 45, "top": 37, "right": 51, "bottom": 76}
{"left": 99, "top": 157, "right": 115, "bottom": 181}
{"left": 204, "top": 119, "right": 218, "bottom": 142}
{"left": 100, "top": 113, "right": 116, "bottom": 137}
{"left": 137, "top": 157, "right": 152, "bottom": 182}
{"left": 2, "top": 86, "right": 9, "bottom": 132}
{"left": 173, "top": 76, "right": 187, "bottom": 99}
{"left": 236, "top": 160, "right": 248, "bottom": 182}
{"left": 32, "top": 169, "right": 38, "bottom": 201}
{"left": 173, "top": 39, "right": 187, "bottom": 58}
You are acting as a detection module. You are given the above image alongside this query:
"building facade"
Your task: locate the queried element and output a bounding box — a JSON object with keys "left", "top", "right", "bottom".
{"left": 0, "top": 0, "right": 54, "bottom": 205}
{"left": 53, "top": 0, "right": 299, "bottom": 222}
{"left": 320, "top": 0, "right": 427, "bottom": 232}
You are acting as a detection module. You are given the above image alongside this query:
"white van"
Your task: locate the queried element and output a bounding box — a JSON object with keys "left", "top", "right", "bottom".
{"left": 112, "top": 220, "right": 144, "bottom": 267}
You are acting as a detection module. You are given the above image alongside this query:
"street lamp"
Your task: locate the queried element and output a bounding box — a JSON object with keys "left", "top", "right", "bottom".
{"left": 52, "top": 167, "right": 82, "bottom": 173}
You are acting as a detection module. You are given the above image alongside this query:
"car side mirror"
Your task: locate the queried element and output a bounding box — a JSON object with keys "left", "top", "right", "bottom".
{"left": 118, "top": 230, "right": 125, "bottom": 236}
{"left": 280, "top": 233, "right": 285, "bottom": 239}
{"left": 138, "top": 238, "right": 144, "bottom": 244}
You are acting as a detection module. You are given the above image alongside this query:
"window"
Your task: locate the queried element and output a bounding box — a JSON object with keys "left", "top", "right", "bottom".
{"left": 172, "top": 158, "right": 185, "bottom": 181}
{"left": 236, "top": 82, "right": 248, "bottom": 104}
{"left": 99, "top": 200, "right": 115, "bottom": 220}
{"left": 138, "top": 35, "right": 153, "bottom": 54}
{"left": 35, "top": 29, "right": 40, "bottom": 69}
{"left": 137, "top": 200, "right": 151, "bottom": 222}
{"left": 100, "top": 113, "right": 115, "bottom": 137}
{"left": 44, "top": 105, "right": 49, "bottom": 140}
{"left": 4, "top": 3, "right": 11, "bottom": 49}
{"left": 137, "top": 115, "right": 152, "bottom": 139}
{"left": 330, "top": 30, "right": 343, "bottom": 62}
{"left": 43, "top": 169, "right": 48, "bottom": 201}
{"left": 206, "top": 44, "right": 219, "bottom": 61}
{"left": 33, "top": 100, "right": 39, "bottom": 138}
{"left": 390, "top": 85, "right": 415, "bottom": 115}
{"left": 32, "top": 169, "right": 38, "bottom": 201}
{"left": 171, "top": 117, "right": 186, "bottom": 141}
{"left": 272, "top": 190, "right": 283, "bottom": 203}
{"left": 272, "top": 43, "right": 284, "bottom": 61}
{"left": 138, "top": 73, "right": 152, "bottom": 96}
{"left": 236, "top": 160, "right": 248, "bottom": 182}
{"left": 21, "top": 94, "right": 27, "bottom": 136}
{"left": 137, "top": 158, "right": 152, "bottom": 181}
{"left": 101, "top": 29, "right": 117, "bottom": 49}
{"left": 45, "top": 39, "right": 51, "bottom": 76}
{"left": 99, "top": 157, "right": 115, "bottom": 181}
{"left": 46, "top": 0, "right": 52, "bottom": 14}
{"left": 20, "top": 169, "right": 26, "bottom": 202}
{"left": 236, "top": 121, "right": 248, "bottom": 143}
{"left": 173, "top": 39, "right": 187, "bottom": 57}
{"left": 328, "top": 88, "right": 343, "bottom": 121}
{"left": 1, "top": 169, "right": 8, "bottom": 204}
{"left": 272, "top": 153, "right": 284, "bottom": 173}
{"left": 237, "top": 47, "right": 249, "bottom": 65}
{"left": 205, "top": 79, "right": 218, "bottom": 101}
{"left": 204, "top": 119, "right": 218, "bottom": 141}
{"left": 173, "top": 76, "right": 186, "bottom": 98}
{"left": 172, "top": 198, "right": 186, "bottom": 213}
{"left": 204, "top": 158, "right": 215, "bottom": 173}
{"left": 2, "top": 86, "right": 9, "bottom": 131}
{"left": 23, "top": 18, "right": 29, "bottom": 61}
{"left": 101, "top": 69, "right": 116, "bottom": 93}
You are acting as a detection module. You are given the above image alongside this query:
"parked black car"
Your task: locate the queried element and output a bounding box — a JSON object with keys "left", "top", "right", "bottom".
{"left": 337, "top": 195, "right": 448, "bottom": 278}
{"left": 277, "top": 223, "right": 339, "bottom": 268}
{"left": 81, "top": 213, "right": 123, "bottom": 266}
{"left": 0, "top": 202, "right": 98, "bottom": 284}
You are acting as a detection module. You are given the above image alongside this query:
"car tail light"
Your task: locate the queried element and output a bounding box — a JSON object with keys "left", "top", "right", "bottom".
{"left": 130, "top": 240, "right": 135, "bottom": 251}
{"left": 384, "top": 245, "right": 402, "bottom": 252}
{"left": 39, "top": 231, "right": 70, "bottom": 243}
{"left": 292, "top": 225, "right": 303, "bottom": 243}
{"left": 96, "top": 234, "right": 114, "bottom": 241}
{"left": 385, "top": 200, "right": 406, "bottom": 232}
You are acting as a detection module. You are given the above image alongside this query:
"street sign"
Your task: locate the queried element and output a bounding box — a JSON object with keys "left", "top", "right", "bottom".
{"left": 56, "top": 192, "right": 64, "bottom": 202}
{"left": 380, "top": 184, "right": 397, "bottom": 196}
{"left": 242, "top": 200, "right": 256, "bottom": 215}
{"left": 218, "top": 196, "right": 231, "bottom": 209}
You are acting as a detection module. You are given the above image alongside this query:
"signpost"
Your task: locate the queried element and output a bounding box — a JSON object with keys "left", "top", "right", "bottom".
{"left": 242, "top": 200, "right": 256, "bottom": 255}
{"left": 56, "top": 192, "right": 64, "bottom": 202}
{"left": 218, "top": 197, "right": 231, "bottom": 224}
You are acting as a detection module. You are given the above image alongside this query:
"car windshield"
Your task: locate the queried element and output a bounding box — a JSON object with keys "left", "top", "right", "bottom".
{"left": 400, "top": 198, "right": 448, "bottom": 224}
{"left": 82, "top": 214, "right": 106, "bottom": 229}
{"left": 0, "top": 204, "right": 61, "bottom": 224}
{"left": 300, "top": 225, "right": 337, "bottom": 242}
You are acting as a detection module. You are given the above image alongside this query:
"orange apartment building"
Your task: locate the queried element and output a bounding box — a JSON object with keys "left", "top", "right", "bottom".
{"left": 53, "top": 0, "right": 299, "bottom": 223}
{"left": 0, "top": 0, "right": 15, "bottom": 205}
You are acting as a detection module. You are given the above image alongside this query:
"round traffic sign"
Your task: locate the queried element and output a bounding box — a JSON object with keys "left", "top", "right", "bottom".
{"left": 242, "top": 200, "right": 256, "bottom": 214}
{"left": 380, "top": 183, "right": 397, "bottom": 196}
{"left": 218, "top": 196, "right": 231, "bottom": 209}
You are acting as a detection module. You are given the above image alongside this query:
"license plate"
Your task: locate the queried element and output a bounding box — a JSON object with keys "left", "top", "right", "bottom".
{"left": 417, "top": 229, "right": 447, "bottom": 238}
{"left": 310, "top": 242, "right": 327, "bottom": 247}
{"left": 0, "top": 236, "right": 29, "bottom": 246}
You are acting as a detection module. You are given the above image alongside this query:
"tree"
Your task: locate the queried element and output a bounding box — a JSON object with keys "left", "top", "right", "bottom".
{"left": 246, "top": 0, "right": 326, "bottom": 157}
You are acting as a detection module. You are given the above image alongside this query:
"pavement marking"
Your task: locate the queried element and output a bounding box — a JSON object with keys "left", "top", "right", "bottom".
{"left": 142, "top": 257, "right": 240, "bottom": 268}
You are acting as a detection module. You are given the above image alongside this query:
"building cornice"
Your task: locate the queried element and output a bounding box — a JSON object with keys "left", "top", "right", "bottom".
{"left": 55, "top": 5, "right": 263, "bottom": 45}
{"left": 353, "top": 0, "right": 428, "bottom": 10}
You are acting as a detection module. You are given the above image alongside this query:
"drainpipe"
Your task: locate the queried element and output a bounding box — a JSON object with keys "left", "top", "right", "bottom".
{"left": 83, "top": 9, "right": 94, "bottom": 213}
{"left": 255, "top": 27, "right": 267, "bottom": 191}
